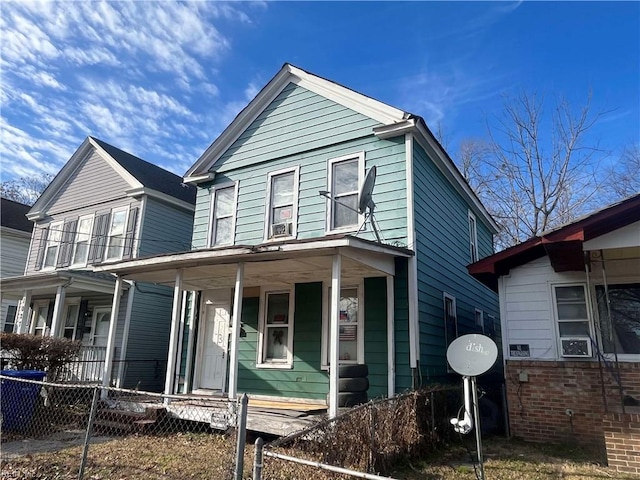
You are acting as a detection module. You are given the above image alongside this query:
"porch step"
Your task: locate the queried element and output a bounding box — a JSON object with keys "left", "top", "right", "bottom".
{"left": 93, "top": 405, "right": 165, "bottom": 435}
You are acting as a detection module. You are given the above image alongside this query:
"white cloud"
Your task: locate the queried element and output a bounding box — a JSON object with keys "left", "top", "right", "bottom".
{"left": 0, "top": 1, "right": 262, "bottom": 180}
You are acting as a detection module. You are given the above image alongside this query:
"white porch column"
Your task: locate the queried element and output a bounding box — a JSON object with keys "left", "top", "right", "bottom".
{"left": 16, "top": 290, "right": 32, "bottom": 333}
{"left": 228, "top": 262, "right": 245, "bottom": 400}
{"left": 183, "top": 291, "right": 197, "bottom": 393}
{"left": 102, "top": 276, "right": 124, "bottom": 395}
{"left": 329, "top": 253, "right": 342, "bottom": 419}
{"left": 49, "top": 285, "right": 67, "bottom": 337}
{"left": 386, "top": 274, "right": 395, "bottom": 398}
{"left": 164, "top": 269, "right": 184, "bottom": 397}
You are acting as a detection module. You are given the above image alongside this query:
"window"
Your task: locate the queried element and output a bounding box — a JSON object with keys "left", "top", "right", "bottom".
{"left": 475, "top": 309, "right": 484, "bottom": 334}
{"left": 72, "top": 215, "right": 94, "bottom": 266}
{"left": 62, "top": 302, "right": 80, "bottom": 340}
{"left": 209, "top": 183, "right": 237, "bottom": 247}
{"left": 43, "top": 221, "right": 63, "bottom": 269}
{"left": 553, "top": 285, "right": 592, "bottom": 357}
{"left": 596, "top": 283, "right": 640, "bottom": 356}
{"left": 327, "top": 153, "right": 364, "bottom": 232}
{"left": 3, "top": 305, "right": 17, "bottom": 333}
{"left": 32, "top": 303, "right": 48, "bottom": 336}
{"left": 322, "top": 285, "right": 363, "bottom": 367}
{"left": 444, "top": 293, "right": 457, "bottom": 348}
{"left": 469, "top": 211, "right": 478, "bottom": 262}
{"left": 258, "top": 290, "right": 294, "bottom": 367}
{"left": 265, "top": 168, "right": 298, "bottom": 240}
{"left": 105, "top": 209, "right": 128, "bottom": 260}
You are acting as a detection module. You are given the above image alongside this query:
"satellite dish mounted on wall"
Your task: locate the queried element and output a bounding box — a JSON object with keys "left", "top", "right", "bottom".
{"left": 318, "top": 165, "right": 384, "bottom": 243}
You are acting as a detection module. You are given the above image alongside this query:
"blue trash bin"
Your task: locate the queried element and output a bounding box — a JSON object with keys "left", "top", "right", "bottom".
{"left": 1, "top": 370, "right": 47, "bottom": 431}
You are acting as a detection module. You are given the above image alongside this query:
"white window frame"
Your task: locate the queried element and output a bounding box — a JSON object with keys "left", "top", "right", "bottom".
{"left": 475, "top": 308, "right": 484, "bottom": 334}
{"left": 42, "top": 221, "right": 63, "bottom": 270}
{"left": 257, "top": 287, "right": 295, "bottom": 368}
{"left": 3, "top": 303, "right": 18, "bottom": 333}
{"left": 321, "top": 282, "right": 365, "bottom": 369}
{"left": 71, "top": 215, "right": 94, "bottom": 267}
{"left": 551, "top": 283, "right": 594, "bottom": 358}
{"left": 208, "top": 182, "right": 238, "bottom": 247}
{"left": 62, "top": 299, "right": 81, "bottom": 340}
{"left": 444, "top": 292, "right": 457, "bottom": 346}
{"left": 263, "top": 167, "right": 299, "bottom": 241}
{"left": 326, "top": 152, "right": 365, "bottom": 234}
{"left": 105, "top": 207, "right": 129, "bottom": 261}
{"left": 468, "top": 211, "right": 478, "bottom": 263}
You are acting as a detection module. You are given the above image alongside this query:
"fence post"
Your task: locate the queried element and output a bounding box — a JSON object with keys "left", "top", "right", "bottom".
{"left": 252, "top": 437, "right": 264, "bottom": 480}
{"left": 368, "top": 406, "right": 375, "bottom": 473}
{"left": 234, "top": 393, "right": 248, "bottom": 480}
{"left": 78, "top": 386, "right": 100, "bottom": 480}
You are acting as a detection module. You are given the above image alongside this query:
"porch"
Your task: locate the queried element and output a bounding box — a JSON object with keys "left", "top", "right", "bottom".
{"left": 97, "top": 235, "right": 414, "bottom": 419}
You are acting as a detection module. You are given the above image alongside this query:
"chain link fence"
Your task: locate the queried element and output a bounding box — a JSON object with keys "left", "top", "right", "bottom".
{"left": 1, "top": 374, "right": 239, "bottom": 479}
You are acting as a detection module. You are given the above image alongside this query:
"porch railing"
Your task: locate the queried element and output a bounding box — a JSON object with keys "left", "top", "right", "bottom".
{"left": 58, "top": 345, "right": 108, "bottom": 383}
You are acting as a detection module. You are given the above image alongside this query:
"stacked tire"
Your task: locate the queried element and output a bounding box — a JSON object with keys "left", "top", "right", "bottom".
{"left": 337, "top": 364, "right": 369, "bottom": 407}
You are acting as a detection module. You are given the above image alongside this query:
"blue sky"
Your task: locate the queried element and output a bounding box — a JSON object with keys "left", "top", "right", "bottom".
{"left": 1, "top": 1, "right": 638, "bottom": 181}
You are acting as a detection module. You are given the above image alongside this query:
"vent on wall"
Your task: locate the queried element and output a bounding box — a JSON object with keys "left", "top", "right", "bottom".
{"left": 561, "top": 337, "right": 592, "bottom": 357}
{"left": 270, "top": 222, "right": 292, "bottom": 238}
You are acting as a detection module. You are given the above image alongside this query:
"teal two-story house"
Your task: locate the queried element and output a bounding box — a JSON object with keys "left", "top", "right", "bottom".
{"left": 99, "top": 64, "right": 499, "bottom": 418}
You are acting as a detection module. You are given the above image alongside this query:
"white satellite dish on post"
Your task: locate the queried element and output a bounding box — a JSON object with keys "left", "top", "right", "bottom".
{"left": 446, "top": 334, "right": 498, "bottom": 480}
{"left": 319, "top": 165, "right": 383, "bottom": 242}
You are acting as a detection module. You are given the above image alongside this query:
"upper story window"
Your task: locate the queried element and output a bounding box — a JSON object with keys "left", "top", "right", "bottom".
{"left": 322, "top": 285, "right": 364, "bottom": 368}
{"left": 43, "top": 221, "right": 63, "bottom": 269}
{"left": 327, "top": 152, "right": 364, "bottom": 233}
{"left": 265, "top": 168, "right": 299, "bottom": 240}
{"left": 209, "top": 183, "right": 237, "bottom": 247}
{"left": 258, "top": 289, "right": 294, "bottom": 368}
{"left": 552, "top": 284, "right": 592, "bottom": 357}
{"left": 105, "top": 208, "right": 128, "bottom": 261}
{"left": 72, "top": 215, "right": 94, "bottom": 266}
{"left": 444, "top": 292, "right": 457, "bottom": 348}
{"left": 475, "top": 308, "right": 484, "bottom": 334}
{"left": 468, "top": 211, "right": 478, "bottom": 262}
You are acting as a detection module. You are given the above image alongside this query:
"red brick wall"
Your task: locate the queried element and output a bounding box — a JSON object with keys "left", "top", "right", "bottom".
{"left": 505, "top": 360, "right": 640, "bottom": 448}
{"left": 603, "top": 411, "right": 640, "bottom": 476}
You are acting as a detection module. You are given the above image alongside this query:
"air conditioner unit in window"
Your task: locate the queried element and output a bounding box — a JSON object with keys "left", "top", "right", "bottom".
{"left": 270, "top": 222, "right": 292, "bottom": 238}
{"left": 561, "top": 337, "right": 592, "bottom": 357}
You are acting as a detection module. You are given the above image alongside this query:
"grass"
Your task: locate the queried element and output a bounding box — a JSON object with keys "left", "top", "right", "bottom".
{"left": 1, "top": 433, "right": 634, "bottom": 480}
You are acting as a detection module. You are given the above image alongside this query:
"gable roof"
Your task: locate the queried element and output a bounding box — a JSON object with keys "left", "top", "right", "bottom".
{"left": 468, "top": 193, "right": 640, "bottom": 292}
{"left": 184, "top": 63, "right": 498, "bottom": 232}
{"left": 29, "top": 137, "right": 195, "bottom": 219}
{"left": 1, "top": 197, "right": 33, "bottom": 233}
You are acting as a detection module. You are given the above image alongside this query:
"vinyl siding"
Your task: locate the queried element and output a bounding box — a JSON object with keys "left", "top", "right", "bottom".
{"left": 46, "top": 149, "right": 132, "bottom": 216}
{"left": 0, "top": 230, "right": 30, "bottom": 277}
{"left": 25, "top": 198, "right": 142, "bottom": 274}
{"left": 393, "top": 257, "right": 412, "bottom": 392}
{"left": 138, "top": 197, "right": 194, "bottom": 257}
{"left": 123, "top": 282, "right": 172, "bottom": 392}
{"left": 363, "top": 277, "right": 388, "bottom": 399}
{"left": 191, "top": 84, "right": 407, "bottom": 249}
{"left": 412, "top": 142, "right": 500, "bottom": 381}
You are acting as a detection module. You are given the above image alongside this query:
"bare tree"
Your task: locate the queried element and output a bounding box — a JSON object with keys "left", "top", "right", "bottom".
{"left": 606, "top": 144, "right": 640, "bottom": 200}
{"left": 0, "top": 174, "right": 54, "bottom": 206}
{"left": 458, "top": 92, "right": 608, "bottom": 250}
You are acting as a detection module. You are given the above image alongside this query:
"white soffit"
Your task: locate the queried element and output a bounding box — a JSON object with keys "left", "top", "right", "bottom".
{"left": 584, "top": 220, "right": 640, "bottom": 251}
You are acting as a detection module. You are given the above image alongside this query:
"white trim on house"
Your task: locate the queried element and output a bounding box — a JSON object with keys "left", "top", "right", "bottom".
{"left": 475, "top": 308, "right": 484, "bottom": 334}
{"left": 185, "top": 64, "right": 407, "bottom": 178}
{"left": 320, "top": 281, "right": 365, "bottom": 369}
{"left": 104, "top": 206, "right": 130, "bottom": 262}
{"left": 405, "top": 133, "right": 419, "bottom": 369}
{"left": 42, "top": 220, "right": 63, "bottom": 270}
{"left": 263, "top": 166, "right": 300, "bottom": 242}
{"left": 207, "top": 181, "right": 239, "bottom": 248}
{"left": 125, "top": 187, "right": 195, "bottom": 213}
{"left": 256, "top": 287, "right": 295, "bottom": 369}
{"left": 325, "top": 152, "right": 365, "bottom": 235}
{"left": 550, "top": 283, "right": 594, "bottom": 358}
{"left": 443, "top": 292, "right": 458, "bottom": 348}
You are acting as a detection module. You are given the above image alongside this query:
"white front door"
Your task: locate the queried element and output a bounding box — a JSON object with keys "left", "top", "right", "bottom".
{"left": 195, "top": 289, "right": 230, "bottom": 391}
{"left": 91, "top": 307, "right": 111, "bottom": 347}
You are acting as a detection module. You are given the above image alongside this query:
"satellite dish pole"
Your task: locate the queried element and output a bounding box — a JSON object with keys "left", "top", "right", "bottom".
{"left": 319, "top": 165, "right": 384, "bottom": 243}
{"left": 446, "top": 334, "right": 499, "bottom": 480}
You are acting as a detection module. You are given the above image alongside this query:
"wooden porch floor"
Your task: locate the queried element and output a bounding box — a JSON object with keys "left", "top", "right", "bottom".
{"left": 106, "top": 394, "right": 327, "bottom": 437}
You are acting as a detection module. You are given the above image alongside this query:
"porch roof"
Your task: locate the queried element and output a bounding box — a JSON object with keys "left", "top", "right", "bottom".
{"left": 0, "top": 269, "right": 125, "bottom": 296}
{"left": 95, "top": 235, "right": 413, "bottom": 290}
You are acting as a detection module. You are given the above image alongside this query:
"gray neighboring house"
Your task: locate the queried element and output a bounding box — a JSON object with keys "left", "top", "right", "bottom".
{"left": 0, "top": 198, "right": 33, "bottom": 333}
{"left": 0, "top": 136, "right": 196, "bottom": 391}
